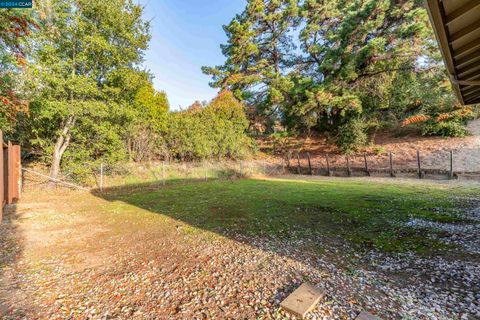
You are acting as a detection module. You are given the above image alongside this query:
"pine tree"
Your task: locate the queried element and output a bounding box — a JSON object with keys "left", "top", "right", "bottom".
{"left": 205, "top": 0, "right": 457, "bottom": 150}
{"left": 203, "top": 0, "right": 299, "bottom": 129}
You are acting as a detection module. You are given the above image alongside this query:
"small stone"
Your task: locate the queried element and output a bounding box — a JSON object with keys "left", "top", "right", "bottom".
{"left": 280, "top": 283, "right": 325, "bottom": 319}
{"left": 356, "top": 311, "right": 383, "bottom": 320}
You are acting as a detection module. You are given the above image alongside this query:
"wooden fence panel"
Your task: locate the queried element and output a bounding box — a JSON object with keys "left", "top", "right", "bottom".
{"left": 0, "top": 130, "right": 21, "bottom": 222}
{"left": 2, "top": 141, "right": 7, "bottom": 205}
{"left": 0, "top": 131, "right": 3, "bottom": 221}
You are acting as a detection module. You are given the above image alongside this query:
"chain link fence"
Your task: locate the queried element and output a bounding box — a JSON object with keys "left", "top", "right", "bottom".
{"left": 21, "top": 145, "right": 480, "bottom": 192}
{"left": 22, "top": 159, "right": 289, "bottom": 192}
{"left": 95, "top": 160, "right": 289, "bottom": 191}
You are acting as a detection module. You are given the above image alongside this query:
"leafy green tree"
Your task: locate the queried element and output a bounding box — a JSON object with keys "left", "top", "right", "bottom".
{"left": 165, "top": 90, "right": 252, "bottom": 160}
{"left": 125, "top": 80, "right": 170, "bottom": 162}
{"left": 165, "top": 111, "right": 211, "bottom": 161}
{"left": 0, "top": 9, "right": 40, "bottom": 133}
{"left": 203, "top": 90, "right": 252, "bottom": 158}
{"left": 291, "top": 0, "right": 447, "bottom": 135}
{"left": 134, "top": 83, "right": 169, "bottom": 130}
{"left": 24, "top": 0, "right": 150, "bottom": 179}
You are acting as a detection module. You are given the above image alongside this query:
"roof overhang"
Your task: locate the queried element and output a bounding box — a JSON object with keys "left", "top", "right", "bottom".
{"left": 425, "top": 0, "right": 480, "bottom": 105}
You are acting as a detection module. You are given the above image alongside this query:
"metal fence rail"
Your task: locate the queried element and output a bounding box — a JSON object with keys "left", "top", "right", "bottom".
{"left": 0, "top": 130, "right": 21, "bottom": 221}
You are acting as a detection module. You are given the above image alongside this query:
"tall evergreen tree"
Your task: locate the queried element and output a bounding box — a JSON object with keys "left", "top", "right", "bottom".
{"left": 205, "top": 0, "right": 459, "bottom": 149}
{"left": 203, "top": 0, "right": 299, "bottom": 126}
{"left": 287, "top": 0, "right": 438, "bottom": 130}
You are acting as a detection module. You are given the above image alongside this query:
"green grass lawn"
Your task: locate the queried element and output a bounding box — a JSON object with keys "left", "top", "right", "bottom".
{"left": 100, "top": 177, "right": 478, "bottom": 254}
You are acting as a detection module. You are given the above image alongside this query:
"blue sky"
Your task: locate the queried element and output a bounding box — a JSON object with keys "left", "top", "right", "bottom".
{"left": 138, "top": 0, "right": 246, "bottom": 110}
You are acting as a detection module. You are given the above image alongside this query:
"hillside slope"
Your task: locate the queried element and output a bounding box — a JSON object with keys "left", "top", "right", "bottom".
{"left": 265, "top": 120, "right": 480, "bottom": 173}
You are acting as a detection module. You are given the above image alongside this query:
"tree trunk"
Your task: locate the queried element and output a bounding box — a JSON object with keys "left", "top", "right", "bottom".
{"left": 49, "top": 115, "right": 76, "bottom": 182}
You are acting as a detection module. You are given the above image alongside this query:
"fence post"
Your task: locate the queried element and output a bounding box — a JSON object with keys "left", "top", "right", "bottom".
{"left": 326, "top": 154, "right": 332, "bottom": 176}
{"left": 417, "top": 150, "right": 424, "bottom": 179}
{"left": 240, "top": 160, "right": 243, "bottom": 176}
{"left": 346, "top": 156, "right": 352, "bottom": 177}
{"left": 389, "top": 152, "right": 395, "bottom": 178}
{"left": 364, "top": 153, "right": 370, "bottom": 176}
{"left": 204, "top": 160, "right": 208, "bottom": 182}
{"left": 306, "top": 152, "right": 313, "bottom": 175}
{"left": 296, "top": 153, "right": 301, "bottom": 174}
{"left": 162, "top": 161, "right": 166, "bottom": 185}
{"left": 7, "top": 141, "right": 12, "bottom": 204}
{"left": 449, "top": 151, "right": 454, "bottom": 180}
{"left": 100, "top": 163, "right": 104, "bottom": 192}
{"left": 13, "top": 145, "right": 20, "bottom": 200}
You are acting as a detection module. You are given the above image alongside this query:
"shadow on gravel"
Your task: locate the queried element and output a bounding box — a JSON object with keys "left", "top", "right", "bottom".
{"left": 0, "top": 204, "right": 29, "bottom": 317}
{"left": 91, "top": 178, "right": 358, "bottom": 268}
{"left": 90, "top": 177, "right": 479, "bottom": 319}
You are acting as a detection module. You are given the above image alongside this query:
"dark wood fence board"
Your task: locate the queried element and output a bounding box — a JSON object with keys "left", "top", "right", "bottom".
{"left": 0, "top": 131, "right": 3, "bottom": 221}
{"left": 0, "top": 130, "right": 21, "bottom": 222}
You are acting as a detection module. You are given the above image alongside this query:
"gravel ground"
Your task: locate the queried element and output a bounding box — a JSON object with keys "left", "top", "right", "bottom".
{"left": 0, "top": 188, "right": 479, "bottom": 319}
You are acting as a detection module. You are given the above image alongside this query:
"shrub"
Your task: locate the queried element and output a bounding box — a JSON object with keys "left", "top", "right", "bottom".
{"left": 203, "top": 90, "right": 252, "bottom": 158}
{"left": 270, "top": 131, "right": 293, "bottom": 154}
{"left": 165, "top": 90, "right": 253, "bottom": 160}
{"left": 336, "top": 118, "right": 368, "bottom": 154}
{"left": 165, "top": 111, "right": 210, "bottom": 160}
{"left": 421, "top": 120, "right": 468, "bottom": 138}
{"left": 372, "top": 145, "right": 386, "bottom": 155}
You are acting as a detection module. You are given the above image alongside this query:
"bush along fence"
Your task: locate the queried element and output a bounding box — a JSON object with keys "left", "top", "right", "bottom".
{"left": 285, "top": 150, "right": 467, "bottom": 180}
{"left": 0, "top": 130, "right": 21, "bottom": 221}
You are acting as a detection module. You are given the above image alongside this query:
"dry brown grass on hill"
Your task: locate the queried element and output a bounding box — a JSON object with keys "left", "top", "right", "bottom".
{"left": 259, "top": 120, "right": 480, "bottom": 173}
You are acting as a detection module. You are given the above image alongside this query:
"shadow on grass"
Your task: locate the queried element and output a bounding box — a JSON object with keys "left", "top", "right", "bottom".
{"left": 91, "top": 177, "right": 465, "bottom": 260}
